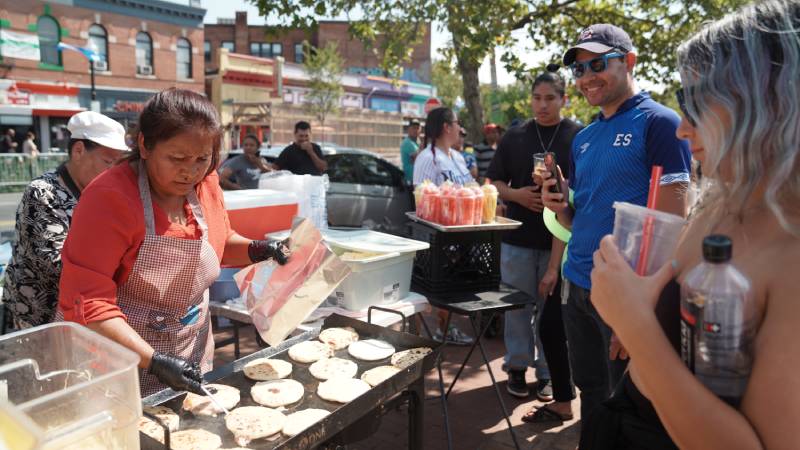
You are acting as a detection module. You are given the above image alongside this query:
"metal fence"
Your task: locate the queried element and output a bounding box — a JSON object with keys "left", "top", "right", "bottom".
{"left": 270, "top": 104, "right": 405, "bottom": 164}
{"left": 0, "top": 153, "right": 69, "bottom": 188}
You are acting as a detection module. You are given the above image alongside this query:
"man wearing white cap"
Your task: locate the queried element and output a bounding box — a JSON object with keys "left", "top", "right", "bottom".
{"left": 1, "top": 111, "right": 129, "bottom": 332}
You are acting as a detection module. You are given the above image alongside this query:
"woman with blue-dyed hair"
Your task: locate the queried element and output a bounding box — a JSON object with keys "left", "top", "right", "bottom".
{"left": 585, "top": 1, "right": 800, "bottom": 448}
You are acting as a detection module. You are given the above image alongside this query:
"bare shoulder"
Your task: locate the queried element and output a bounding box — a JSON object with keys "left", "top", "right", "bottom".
{"left": 741, "top": 232, "right": 800, "bottom": 449}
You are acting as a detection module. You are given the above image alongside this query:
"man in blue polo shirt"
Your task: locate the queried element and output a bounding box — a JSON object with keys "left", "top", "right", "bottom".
{"left": 542, "top": 24, "right": 691, "bottom": 423}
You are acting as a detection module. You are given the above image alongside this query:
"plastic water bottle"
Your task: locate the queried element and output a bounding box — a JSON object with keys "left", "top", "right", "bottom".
{"left": 680, "top": 235, "right": 755, "bottom": 407}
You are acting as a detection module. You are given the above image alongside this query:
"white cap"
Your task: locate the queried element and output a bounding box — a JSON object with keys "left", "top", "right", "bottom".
{"left": 67, "top": 111, "right": 129, "bottom": 151}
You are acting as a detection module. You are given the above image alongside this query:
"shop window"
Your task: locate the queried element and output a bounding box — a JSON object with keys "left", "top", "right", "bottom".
{"left": 176, "top": 38, "right": 192, "bottom": 79}
{"left": 294, "top": 43, "right": 304, "bottom": 63}
{"left": 37, "top": 16, "right": 61, "bottom": 66}
{"left": 135, "top": 32, "right": 153, "bottom": 74}
{"left": 88, "top": 24, "right": 108, "bottom": 68}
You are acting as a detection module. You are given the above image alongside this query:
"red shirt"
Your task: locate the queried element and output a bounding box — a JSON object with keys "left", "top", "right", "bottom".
{"left": 58, "top": 162, "right": 233, "bottom": 324}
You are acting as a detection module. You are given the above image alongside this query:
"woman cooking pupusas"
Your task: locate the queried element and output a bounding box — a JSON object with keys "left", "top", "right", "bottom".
{"left": 58, "top": 89, "right": 290, "bottom": 396}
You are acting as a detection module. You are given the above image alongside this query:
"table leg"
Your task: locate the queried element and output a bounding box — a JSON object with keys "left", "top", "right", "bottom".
{"left": 233, "top": 321, "right": 240, "bottom": 359}
{"left": 407, "top": 378, "right": 424, "bottom": 450}
{"left": 468, "top": 314, "right": 521, "bottom": 450}
{"left": 435, "top": 352, "right": 454, "bottom": 450}
{"left": 445, "top": 311, "right": 493, "bottom": 399}
{"left": 419, "top": 312, "right": 434, "bottom": 339}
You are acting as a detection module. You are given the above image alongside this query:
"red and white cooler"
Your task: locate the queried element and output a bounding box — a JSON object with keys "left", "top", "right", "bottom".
{"left": 223, "top": 189, "right": 299, "bottom": 240}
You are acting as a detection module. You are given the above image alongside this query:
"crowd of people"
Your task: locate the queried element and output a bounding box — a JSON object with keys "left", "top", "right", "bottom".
{"left": 406, "top": 1, "right": 800, "bottom": 447}
{"left": 0, "top": 128, "right": 40, "bottom": 156}
{"left": 0, "top": 0, "right": 797, "bottom": 447}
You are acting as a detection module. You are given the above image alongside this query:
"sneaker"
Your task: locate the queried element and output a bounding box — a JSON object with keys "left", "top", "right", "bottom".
{"left": 506, "top": 369, "right": 529, "bottom": 398}
{"left": 536, "top": 379, "right": 553, "bottom": 402}
{"left": 433, "top": 326, "right": 475, "bottom": 346}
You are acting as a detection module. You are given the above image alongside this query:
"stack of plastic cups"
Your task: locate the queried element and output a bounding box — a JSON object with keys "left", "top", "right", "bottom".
{"left": 470, "top": 184, "right": 485, "bottom": 225}
{"left": 440, "top": 182, "right": 458, "bottom": 226}
{"left": 481, "top": 182, "right": 498, "bottom": 223}
{"left": 414, "top": 180, "right": 429, "bottom": 219}
{"left": 421, "top": 183, "right": 441, "bottom": 222}
{"left": 455, "top": 186, "right": 477, "bottom": 225}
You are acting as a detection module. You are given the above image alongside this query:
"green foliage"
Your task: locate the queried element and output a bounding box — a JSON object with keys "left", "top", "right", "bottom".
{"left": 482, "top": 83, "right": 531, "bottom": 127}
{"left": 500, "top": 0, "right": 750, "bottom": 89}
{"left": 431, "top": 59, "right": 462, "bottom": 109}
{"left": 303, "top": 41, "right": 344, "bottom": 132}
{"left": 252, "top": 0, "right": 748, "bottom": 139}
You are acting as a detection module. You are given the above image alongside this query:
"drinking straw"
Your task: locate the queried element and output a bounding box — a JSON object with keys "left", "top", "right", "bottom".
{"left": 635, "top": 166, "right": 663, "bottom": 275}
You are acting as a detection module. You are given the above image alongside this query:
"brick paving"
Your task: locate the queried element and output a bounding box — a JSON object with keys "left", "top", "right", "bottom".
{"left": 213, "top": 312, "right": 580, "bottom": 450}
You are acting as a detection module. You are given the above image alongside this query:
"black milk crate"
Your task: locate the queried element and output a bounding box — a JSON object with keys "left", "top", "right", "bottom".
{"left": 407, "top": 221, "right": 502, "bottom": 294}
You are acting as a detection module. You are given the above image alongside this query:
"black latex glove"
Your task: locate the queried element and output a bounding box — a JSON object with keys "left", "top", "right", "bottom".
{"left": 148, "top": 352, "right": 204, "bottom": 395}
{"left": 248, "top": 238, "right": 290, "bottom": 265}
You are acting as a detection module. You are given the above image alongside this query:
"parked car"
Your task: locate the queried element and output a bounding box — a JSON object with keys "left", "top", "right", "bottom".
{"left": 225, "top": 143, "right": 414, "bottom": 235}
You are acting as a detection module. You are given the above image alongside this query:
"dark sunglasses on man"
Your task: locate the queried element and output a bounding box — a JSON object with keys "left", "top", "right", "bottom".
{"left": 675, "top": 88, "right": 697, "bottom": 127}
{"left": 569, "top": 52, "right": 626, "bottom": 78}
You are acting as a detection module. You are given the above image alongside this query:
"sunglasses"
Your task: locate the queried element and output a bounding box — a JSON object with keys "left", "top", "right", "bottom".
{"left": 570, "top": 52, "right": 625, "bottom": 78}
{"left": 675, "top": 88, "right": 697, "bottom": 126}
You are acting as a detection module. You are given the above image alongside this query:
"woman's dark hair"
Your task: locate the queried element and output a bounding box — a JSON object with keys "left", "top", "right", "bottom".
{"left": 243, "top": 134, "right": 261, "bottom": 146}
{"left": 128, "top": 88, "right": 222, "bottom": 176}
{"left": 423, "top": 107, "right": 456, "bottom": 158}
{"left": 532, "top": 65, "right": 566, "bottom": 97}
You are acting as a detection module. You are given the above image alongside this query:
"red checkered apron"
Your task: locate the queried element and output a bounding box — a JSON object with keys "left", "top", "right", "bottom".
{"left": 117, "top": 162, "right": 221, "bottom": 397}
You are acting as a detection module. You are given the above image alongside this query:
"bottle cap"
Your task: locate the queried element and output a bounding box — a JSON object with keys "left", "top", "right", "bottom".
{"left": 702, "top": 234, "right": 732, "bottom": 263}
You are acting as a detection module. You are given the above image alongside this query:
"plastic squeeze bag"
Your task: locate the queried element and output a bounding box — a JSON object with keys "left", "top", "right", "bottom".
{"left": 233, "top": 217, "right": 351, "bottom": 346}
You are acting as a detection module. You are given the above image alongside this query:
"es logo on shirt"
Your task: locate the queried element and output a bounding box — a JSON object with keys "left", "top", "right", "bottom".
{"left": 613, "top": 133, "right": 633, "bottom": 147}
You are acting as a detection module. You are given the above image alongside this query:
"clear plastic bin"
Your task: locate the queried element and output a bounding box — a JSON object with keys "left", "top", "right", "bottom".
{"left": 0, "top": 322, "right": 141, "bottom": 449}
{"left": 330, "top": 250, "right": 416, "bottom": 311}
{"left": 268, "top": 229, "right": 429, "bottom": 311}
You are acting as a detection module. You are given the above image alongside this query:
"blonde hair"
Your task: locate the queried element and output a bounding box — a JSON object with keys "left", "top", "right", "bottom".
{"left": 677, "top": 0, "right": 800, "bottom": 232}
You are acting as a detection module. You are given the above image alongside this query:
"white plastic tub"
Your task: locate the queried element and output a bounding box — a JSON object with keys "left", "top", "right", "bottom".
{"left": 330, "top": 250, "right": 416, "bottom": 311}
{"left": 268, "top": 229, "right": 429, "bottom": 311}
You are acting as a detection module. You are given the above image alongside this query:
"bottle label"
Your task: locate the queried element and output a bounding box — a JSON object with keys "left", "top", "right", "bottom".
{"left": 680, "top": 304, "right": 697, "bottom": 372}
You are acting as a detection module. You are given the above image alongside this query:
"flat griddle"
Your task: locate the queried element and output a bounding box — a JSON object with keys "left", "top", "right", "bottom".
{"left": 141, "top": 313, "right": 440, "bottom": 449}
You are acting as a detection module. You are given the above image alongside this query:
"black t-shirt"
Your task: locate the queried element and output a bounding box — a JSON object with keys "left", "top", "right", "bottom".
{"left": 1, "top": 135, "right": 15, "bottom": 153}
{"left": 275, "top": 143, "right": 324, "bottom": 175}
{"left": 485, "top": 118, "right": 582, "bottom": 249}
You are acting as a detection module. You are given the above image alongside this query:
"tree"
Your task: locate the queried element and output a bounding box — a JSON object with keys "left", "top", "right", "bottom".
{"left": 304, "top": 41, "right": 344, "bottom": 142}
{"left": 430, "top": 59, "right": 462, "bottom": 109}
{"left": 482, "top": 82, "right": 531, "bottom": 127}
{"left": 252, "top": 0, "right": 748, "bottom": 143}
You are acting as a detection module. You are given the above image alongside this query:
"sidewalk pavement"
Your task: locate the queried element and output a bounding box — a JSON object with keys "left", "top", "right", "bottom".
{"left": 213, "top": 310, "right": 581, "bottom": 450}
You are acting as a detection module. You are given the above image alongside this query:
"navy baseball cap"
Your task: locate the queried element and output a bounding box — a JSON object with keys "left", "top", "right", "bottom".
{"left": 563, "top": 24, "right": 633, "bottom": 66}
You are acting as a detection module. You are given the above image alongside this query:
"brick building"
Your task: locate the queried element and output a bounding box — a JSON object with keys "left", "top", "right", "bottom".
{"left": 0, "top": 0, "right": 205, "bottom": 151}
{"left": 204, "top": 11, "right": 432, "bottom": 84}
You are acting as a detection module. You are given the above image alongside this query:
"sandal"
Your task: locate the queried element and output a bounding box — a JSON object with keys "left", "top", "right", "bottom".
{"left": 521, "top": 404, "right": 574, "bottom": 423}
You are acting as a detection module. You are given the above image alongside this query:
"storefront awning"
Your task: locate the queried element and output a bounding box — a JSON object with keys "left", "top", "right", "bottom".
{"left": 32, "top": 108, "right": 85, "bottom": 117}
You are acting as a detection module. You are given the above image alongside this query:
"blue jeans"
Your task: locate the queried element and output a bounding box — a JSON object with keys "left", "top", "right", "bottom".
{"left": 501, "top": 243, "right": 551, "bottom": 380}
{"left": 561, "top": 278, "right": 628, "bottom": 421}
